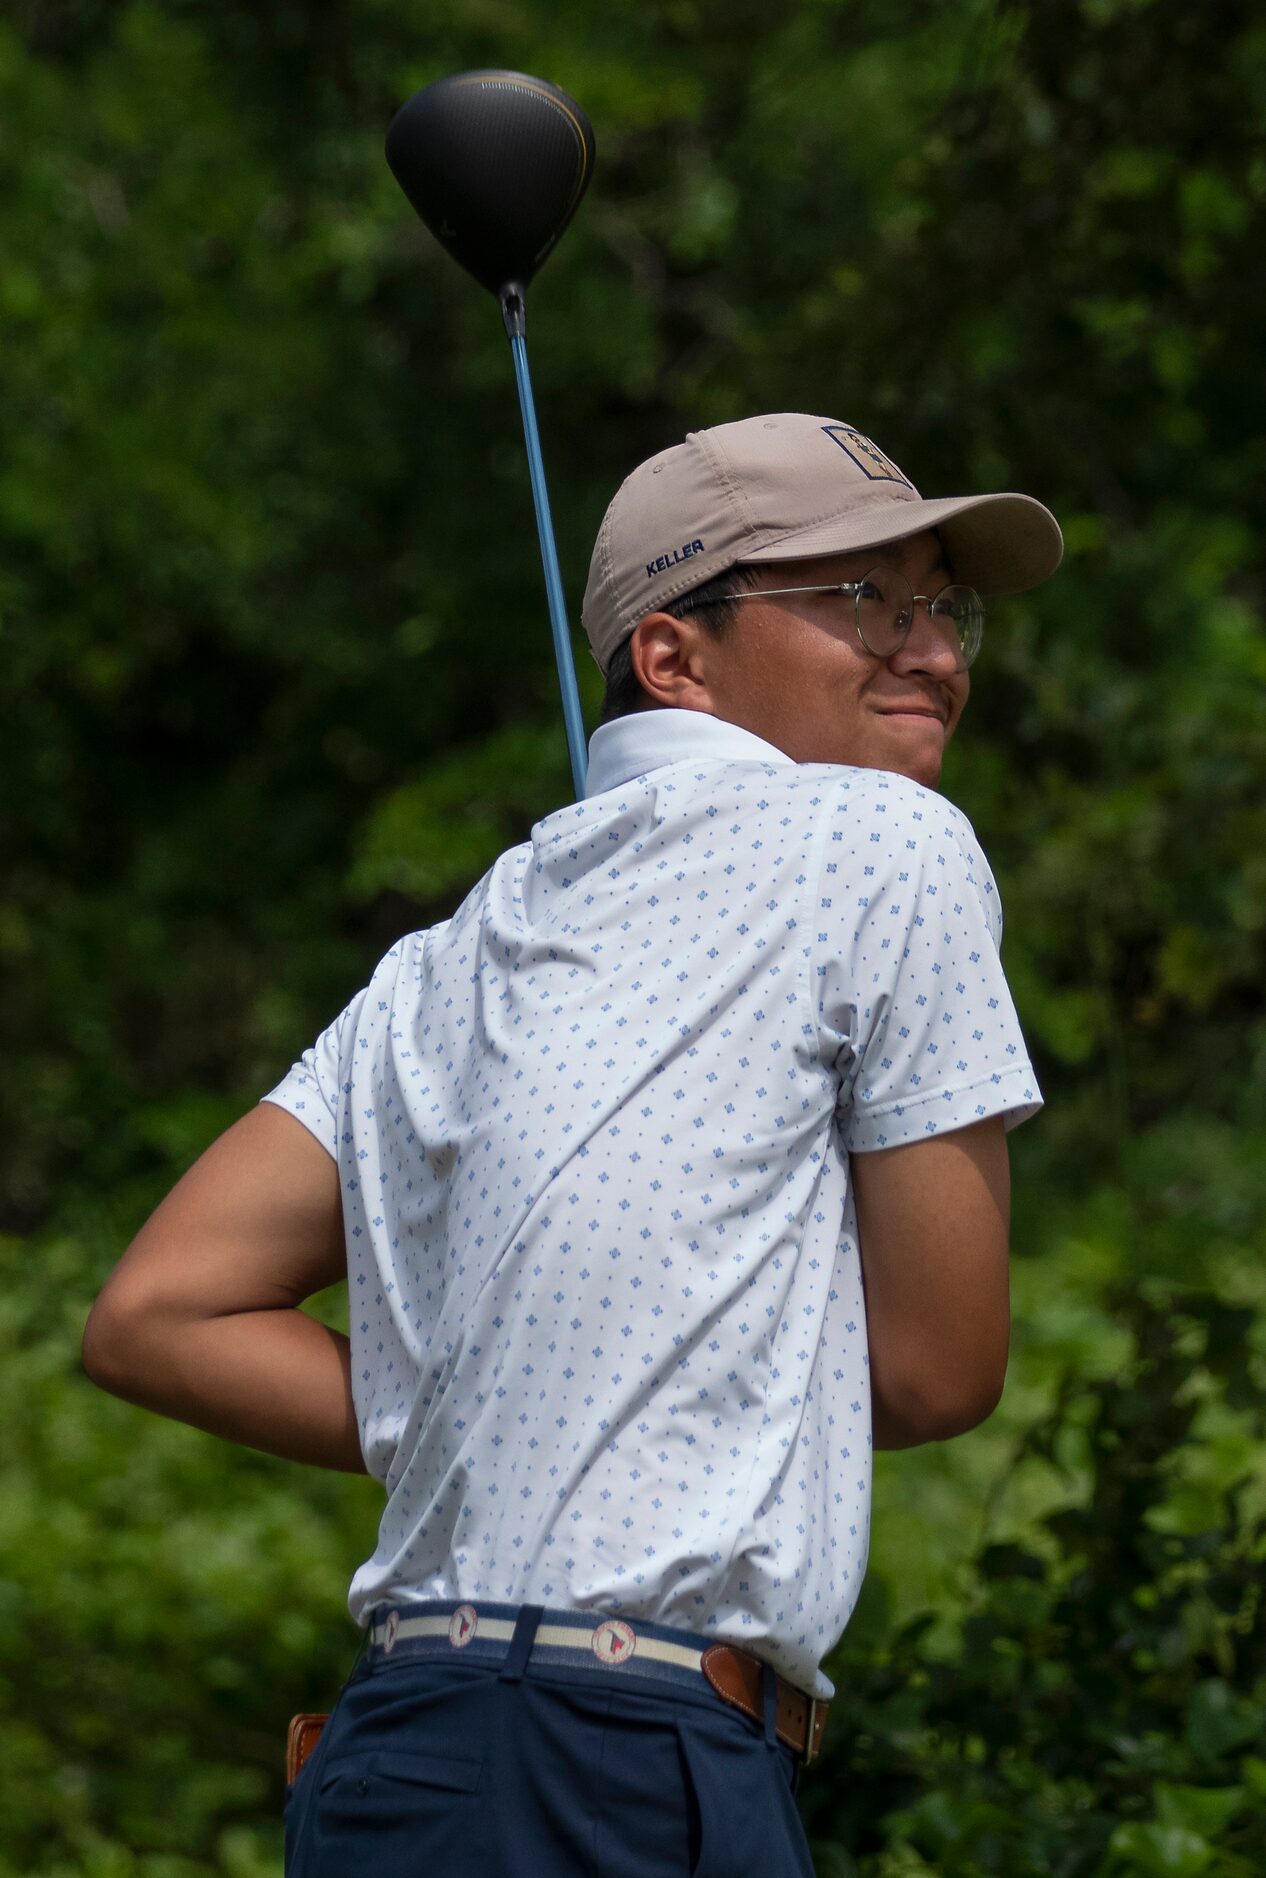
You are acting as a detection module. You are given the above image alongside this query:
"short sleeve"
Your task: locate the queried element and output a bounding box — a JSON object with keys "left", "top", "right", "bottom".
{"left": 260, "top": 986, "right": 369, "bottom": 1162}
{"left": 816, "top": 781, "right": 1042, "bottom": 1152}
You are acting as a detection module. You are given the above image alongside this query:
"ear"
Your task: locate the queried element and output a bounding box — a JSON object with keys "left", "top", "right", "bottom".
{"left": 629, "top": 611, "right": 722, "bottom": 712}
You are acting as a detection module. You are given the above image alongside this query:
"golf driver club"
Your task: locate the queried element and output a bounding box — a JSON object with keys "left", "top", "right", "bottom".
{"left": 386, "top": 69, "right": 595, "bottom": 798}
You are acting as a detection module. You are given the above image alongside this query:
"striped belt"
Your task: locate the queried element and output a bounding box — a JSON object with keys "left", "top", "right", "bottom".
{"left": 365, "top": 1600, "right": 829, "bottom": 1766}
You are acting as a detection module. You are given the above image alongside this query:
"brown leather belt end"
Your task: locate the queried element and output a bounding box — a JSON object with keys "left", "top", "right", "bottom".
{"left": 701, "top": 1645, "right": 828, "bottom": 1765}
{"left": 286, "top": 1713, "right": 329, "bottom": 1785}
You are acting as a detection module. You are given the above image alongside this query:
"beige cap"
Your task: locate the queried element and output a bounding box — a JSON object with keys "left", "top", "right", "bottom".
{"left": 582, "top": 412, "right": 1063, "bottom": 673}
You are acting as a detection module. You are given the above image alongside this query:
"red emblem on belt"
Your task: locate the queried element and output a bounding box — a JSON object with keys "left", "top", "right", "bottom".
{"left": 449, "top": 1604, "right": 479, "bottom": 1648}
{"left": 592, "top": 1619, "right": 637, "bottom": 1665}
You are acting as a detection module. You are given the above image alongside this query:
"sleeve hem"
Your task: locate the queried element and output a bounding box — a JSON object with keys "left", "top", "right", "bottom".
{"left": 846, "top": 1063, "right": 1042, "bottom": 1152}
{"left": 259, "top": 1089, "right": 339, "bottom": 1163}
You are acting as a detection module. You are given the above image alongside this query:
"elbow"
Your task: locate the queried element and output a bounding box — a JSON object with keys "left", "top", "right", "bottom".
{"left": 81, "top": 1295, "right": 129, "bottom": 1394}
{"left": 81, "top": 1287, "right": 158, "bottom": 1399}
{"left": 919, "top": 1372, "right": 1006, "bottom": 1441}
{"left": 874, "top": 1360, "right": 1008, "bottom": 1448}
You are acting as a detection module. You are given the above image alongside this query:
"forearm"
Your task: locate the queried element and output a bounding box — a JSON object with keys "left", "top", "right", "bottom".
{"left": 83, "top": 1304, "right": 367, "bottom": 1474}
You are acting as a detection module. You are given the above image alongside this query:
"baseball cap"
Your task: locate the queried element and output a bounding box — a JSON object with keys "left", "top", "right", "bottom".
{"left": 582, "top": 412, "right": 1063, "bottom": 673}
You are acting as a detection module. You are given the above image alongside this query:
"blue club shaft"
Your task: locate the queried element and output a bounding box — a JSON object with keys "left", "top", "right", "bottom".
{"left": 507, "top": 330, "right": 588, "bottom": 799}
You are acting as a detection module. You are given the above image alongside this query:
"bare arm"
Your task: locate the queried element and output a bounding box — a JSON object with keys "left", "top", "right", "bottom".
{"left": 851, "top": 1114, "right": 1011, "bottom": 1450}
{"left": 81, "top": 1103, "right": 365, "bottom": 1473}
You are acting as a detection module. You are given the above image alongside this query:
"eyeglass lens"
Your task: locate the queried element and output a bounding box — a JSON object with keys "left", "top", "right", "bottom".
{"left": 855, "top": 568, "right": 983, "bottom": 669}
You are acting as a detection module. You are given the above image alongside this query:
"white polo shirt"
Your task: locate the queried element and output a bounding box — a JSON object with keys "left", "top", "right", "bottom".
{"left": 264, "top": 709, "right": 1040, "bottom": 1695}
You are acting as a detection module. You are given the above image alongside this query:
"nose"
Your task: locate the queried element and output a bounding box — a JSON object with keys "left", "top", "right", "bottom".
{"left": 889, "top": 599, "right": 967, "bottom": 676}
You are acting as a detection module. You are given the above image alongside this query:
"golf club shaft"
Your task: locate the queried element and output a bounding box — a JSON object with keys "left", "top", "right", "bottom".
{"left": 507, "top": 331, "right": 588, "bottom": 799}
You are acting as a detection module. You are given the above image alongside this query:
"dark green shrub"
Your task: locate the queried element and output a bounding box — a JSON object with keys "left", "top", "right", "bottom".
{"left": 806, "top": 1289, "right": 1266, "bottom": 1878}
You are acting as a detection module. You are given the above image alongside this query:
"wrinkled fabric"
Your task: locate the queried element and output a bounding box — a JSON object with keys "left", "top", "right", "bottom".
{"left": 266, "top": 711, "right": 1039, "bottom": 1693}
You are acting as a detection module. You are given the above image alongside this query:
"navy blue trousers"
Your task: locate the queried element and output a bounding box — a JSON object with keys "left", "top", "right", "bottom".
{"left": 284, "top": 1639, "right": 817, "bottom": 1876}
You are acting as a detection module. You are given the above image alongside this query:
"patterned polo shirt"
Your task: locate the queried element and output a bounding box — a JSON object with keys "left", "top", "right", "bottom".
{"left": 264, "top": 709, "right": 1040, "bottom": 1695}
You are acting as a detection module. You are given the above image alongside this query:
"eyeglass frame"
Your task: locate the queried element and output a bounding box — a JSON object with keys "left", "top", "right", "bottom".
{"left": 674, "top": 570, "right": 985, "bottom": 670}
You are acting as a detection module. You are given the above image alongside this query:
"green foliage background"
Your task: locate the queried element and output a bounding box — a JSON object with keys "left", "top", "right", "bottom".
{"left": 1, "top": 0, "right": 1264, "bottom": 1871}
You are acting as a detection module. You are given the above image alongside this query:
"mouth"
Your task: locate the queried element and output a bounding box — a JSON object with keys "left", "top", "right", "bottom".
{"left": 874, "top": 705, "right": 947, "bottom": 725}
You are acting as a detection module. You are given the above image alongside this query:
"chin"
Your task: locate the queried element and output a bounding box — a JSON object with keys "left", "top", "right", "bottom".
{"left": 875, "top": 727, "right": 947, "bottom": 789}
{"left": 846, "top": 744, "right": 940, "bottom": 786}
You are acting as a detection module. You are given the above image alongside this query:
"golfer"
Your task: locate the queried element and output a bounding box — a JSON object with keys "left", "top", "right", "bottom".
{"left": 84, "top": 413, "right": 1061, "bottom": 1877}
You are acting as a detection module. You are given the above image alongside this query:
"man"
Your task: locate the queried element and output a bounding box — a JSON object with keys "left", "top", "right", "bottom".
{"left": 83, "top": 413, "right": 1061, "bottom": 1876}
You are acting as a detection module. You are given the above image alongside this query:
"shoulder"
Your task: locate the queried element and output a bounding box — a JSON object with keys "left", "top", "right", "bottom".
{"left": 800, "top": 768, "right": 1004, "bottom": 937}
{"left": 796, "top": 764, "right": 985, "bottom": 852}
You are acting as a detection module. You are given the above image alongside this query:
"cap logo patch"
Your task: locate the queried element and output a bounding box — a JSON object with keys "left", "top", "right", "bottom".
{"left": 822, "top": 425, "right": 913, "bottom": 488}
{"left": 592, "top": 1618, "right": 637, "bottom": 1665}
{"left": 646, "top": 539, "right": 705, "bottom": 579}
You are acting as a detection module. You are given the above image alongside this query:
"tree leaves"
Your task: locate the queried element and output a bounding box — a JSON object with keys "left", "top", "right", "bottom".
{"left": 3, "top": 0, "right": 1264, "bottom": 1870}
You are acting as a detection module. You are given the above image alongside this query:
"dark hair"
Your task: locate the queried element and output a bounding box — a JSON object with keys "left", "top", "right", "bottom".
{"left": 598, "top": 566, "right": 758, "bottom": 724}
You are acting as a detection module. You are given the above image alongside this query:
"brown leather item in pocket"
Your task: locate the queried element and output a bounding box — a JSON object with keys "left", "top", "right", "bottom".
{"left": 286, "top": 1713, "right": 329, "bottom": 1785}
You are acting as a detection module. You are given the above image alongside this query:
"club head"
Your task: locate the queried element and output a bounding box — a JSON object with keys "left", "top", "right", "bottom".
{"left": 386, "top": 70, "right": 595, "bottom": 302}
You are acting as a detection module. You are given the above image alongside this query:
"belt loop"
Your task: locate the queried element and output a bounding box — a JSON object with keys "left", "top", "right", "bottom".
{"left": 499, "top": 1604, "right": 544, "bottom": 1683}
{"left": 805, "top": 1696, "right": 820, "bottom": 1767}
{"left": 761, "top": 1660, "right": 778, "bottom": 1750}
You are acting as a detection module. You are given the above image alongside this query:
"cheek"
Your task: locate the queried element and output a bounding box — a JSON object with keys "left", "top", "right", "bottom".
{"left": 946, "top": 674, "right": 970, "bottom": 731}
{"left": 802, "top": 663, "right": 870, "bottom": 735}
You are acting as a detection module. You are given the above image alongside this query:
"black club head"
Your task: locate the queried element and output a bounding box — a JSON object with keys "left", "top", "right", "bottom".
{"left": 386, "top": 70, "right": 595, "bottom": 303}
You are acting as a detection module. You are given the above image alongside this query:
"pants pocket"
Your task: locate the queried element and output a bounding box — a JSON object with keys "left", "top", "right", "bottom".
{"left": 307, "top": 1745, "right": 486, "bottom": 1876}
{"left": 674, "top": 1712, "right": 815, "bottom": 1878}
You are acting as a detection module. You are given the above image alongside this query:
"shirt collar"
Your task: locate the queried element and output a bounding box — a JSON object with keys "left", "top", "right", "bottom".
{"left": 585, "top": 708, "right": 795, "bottom": 798}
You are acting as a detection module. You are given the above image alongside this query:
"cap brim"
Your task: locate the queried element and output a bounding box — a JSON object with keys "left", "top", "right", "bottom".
{"left": 741, "top": 491, "right": 1063, "bottom": 596}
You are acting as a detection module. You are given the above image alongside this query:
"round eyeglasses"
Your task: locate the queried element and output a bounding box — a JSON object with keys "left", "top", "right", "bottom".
{"left": 682, "top": 567, "right": 985, "bottom": 670}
